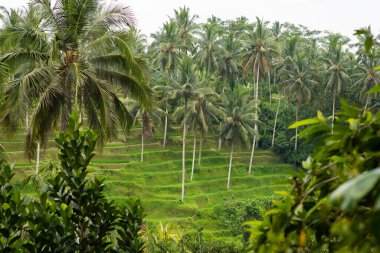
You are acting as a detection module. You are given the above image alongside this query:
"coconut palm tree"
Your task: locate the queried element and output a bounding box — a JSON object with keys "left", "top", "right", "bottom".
{"left": 195, "top": 24, "right": 220, "bottom": 76}
{"left": 324, "top": 35, "right": 351, "bottom": 130}
{"left": 354, "top": 53, "right": 380, "bottom": 110}
{"left": 173, "top": 89, "right": 224, "bottom": 180}
{"left": 221, "top": 87, "right": 257, "bottom": 189}
{"left": 242, "top": 17, "right": 275, "bottom": 155}
{"left": 282, "top": 54, "right": 317, "bottom": 151}
{"left": 218, "top": 32, "right": 240, "bottom": 91}
{"left": 130, "top": 100, "right": 165, "bottom": 163}
{"left": 0, "top": 2, "right": 152, "bottom": 165}
{"left": 170, "top": 6, "right": 198, "bottom": 54}
{"left": 150, "top": 21, "right": 181, "bottom": 80}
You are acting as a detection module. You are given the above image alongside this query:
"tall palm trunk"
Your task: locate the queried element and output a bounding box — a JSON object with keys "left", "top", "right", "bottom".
{"left": 268, "top": 71, "right": 272, "bottom": 105}
{"left": 61, "top": 82, "right": 72, "bottom": 131}
{"left": 248, "top": 136, "right": 256, "bottom": 175}
{"left": 181, "top": 123, "right": 186, "bottom": 202}
{"left": 141, "top": 116, "right": 144, "bottom": 162}
{"left": 250, "top": 63, "right": 260, "bottom": 167}
{"left": 331, "top": 91, "right": 336, "bottom": 133}
{"left": 191, "top": 134, "right": 196, "bottom": 181}
{"left": 227, "top": 144, "right": 234, "bottom": 190}
{"left": 26, "top": 110, "right": 29, "bottom": 132}
{"left": 218, "top": 122, "right": 222, "bottom": 150}
{"left": 364, "top": 94, "right": 370, "bottom": 112}
{"left": 255, "top": 64, "right": 260, "bottom": 148}
{"left": 163, "top": 105, "right": 168, "bottom": 148}
{"left": 198, "top": 137, "right": 202, "bottom": 166}
{"left": 295, "top": 104, "right": 299, "bottom": 151}
{"left": 36, "top": 141, "right": 40, "bottom": 174}
{"left": 272, "top": 98, "right": 281, "bottom": 147}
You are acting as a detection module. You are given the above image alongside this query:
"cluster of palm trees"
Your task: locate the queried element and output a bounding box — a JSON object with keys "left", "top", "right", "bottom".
{"left": 1, "top": 2, "right": 379, "bottom": 202}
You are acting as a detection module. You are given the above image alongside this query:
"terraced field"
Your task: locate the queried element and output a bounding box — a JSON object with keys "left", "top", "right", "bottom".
{"left": 0, "top": 127, "right": 293, "bottom": 240}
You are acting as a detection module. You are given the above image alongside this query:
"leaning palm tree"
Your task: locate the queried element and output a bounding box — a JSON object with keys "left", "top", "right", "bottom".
{"left": 221, "top": 89, "right": 256, "bottom": 189}
{"left": 0, "top": 2, "right": 152, "bottom": 166}
{"left": 324, "top": 35, "right": 351, "bottom": 130}
{"left": 282, "top": 55, "right": 317, "bottom": 151}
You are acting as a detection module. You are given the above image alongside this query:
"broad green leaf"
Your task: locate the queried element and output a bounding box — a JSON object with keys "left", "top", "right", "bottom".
{"left": 288, "top": 118, "right": 321, "bottom": 129}
{"left": 375, "top": 194, "right": 380, "bottom": 211}
{"left": 348, "top": 118, "right": 359, "bottom": 130}
{"left": 330, "top": 168, "right": 380, "bottom": 212}
{"left": 374, "top": 65, "right": 380, "bottom": 71}
{"left": 368, "top": 84, "right": 380, "bottom": 94}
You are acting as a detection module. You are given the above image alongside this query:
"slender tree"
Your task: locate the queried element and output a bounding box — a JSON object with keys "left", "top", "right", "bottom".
{"left": 221, "top": 87, "right": 256, "bottom": 189}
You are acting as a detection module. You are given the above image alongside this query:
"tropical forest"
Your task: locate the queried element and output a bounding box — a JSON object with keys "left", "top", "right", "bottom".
{"left": 0, "top": 0, "right": 379, "bottom": 252}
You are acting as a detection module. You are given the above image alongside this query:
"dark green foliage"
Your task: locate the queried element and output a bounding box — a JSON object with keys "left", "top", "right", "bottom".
{"left": 213, "top": 198, "right": 270, "bottom": 236}
{"left": 0, "top": 114, "right": 145, "bottom": 252}
{"left": 246, "top": 101, "right": 380, "bottom": 252}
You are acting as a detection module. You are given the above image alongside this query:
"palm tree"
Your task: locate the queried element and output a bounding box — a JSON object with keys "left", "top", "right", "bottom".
{"left": 282, "top": 55, "right": 317, "bottom": 151}
{"left": 170, "top": 6, "right": 198, "bottom": 54}
{"left": 150, "top": 21, "right": 181, "bottom": 80}
{"left": 242, "top": 17, "right": 274, "bottom": 172}
{"left": 0, "top": 2, "right": 152, "bottom": 164}
{"left": 221, "top": 87, "right": 256, "bottom": 189}
{"left": 131, "top": 102, "right": 165, "bottom": 163}
{"left": 218, "top": 32, "right": 240, "bottom": 91}
{"left": 195, "top": 24, "right": 220, "bottom": 76}
{"left": 170, "top": 56, "right": 198, "bottom": 202}
{"left": 173, "top": 89, "right": 224, "bottom": 180}
{"left": 324, "top": 35, "right": 351, "bottom": 130}
{"left": 354, "top": 53, "right": 380, "bottom": 110}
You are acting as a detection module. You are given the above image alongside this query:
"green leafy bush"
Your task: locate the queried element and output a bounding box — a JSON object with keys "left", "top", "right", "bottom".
{"left": 245, "top": 101, "right": 380, "bottom": 252}
{"left": 0, "top": 114, "right": 145, "bottom": 252}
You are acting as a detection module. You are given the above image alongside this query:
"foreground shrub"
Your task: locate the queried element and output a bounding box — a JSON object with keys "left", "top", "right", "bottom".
{"left": 246, "top": 101, "right": 380, "bottom": 252}
{"left": 0, "top": 114, "right": 145, "bottom": 252}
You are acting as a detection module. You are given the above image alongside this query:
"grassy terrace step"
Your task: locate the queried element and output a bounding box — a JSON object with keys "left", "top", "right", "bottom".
{"left": 4, "top": 126, "right": 293, "bottom": 238}
{"left": 104, "top": 174, "right": 289, "bottom": 196}
{"left": 108, "top": 184, "right": 288, "bottom": 219}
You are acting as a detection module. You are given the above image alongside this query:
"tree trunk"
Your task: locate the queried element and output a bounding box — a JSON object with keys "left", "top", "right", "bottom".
{"left": 26, "top": 110, "right": 29, "bottom": 132}
{"left": 272, "top": 98, "right": 281, "bottom": 147}
{"left": 181, "top": 123, "right": 186, "bottom": 202}
{"left": 163, "top": 105, "right": 168, "bottom": 148}
{"left": 295, "top": 105, "right": 298, "bottom": 151}
{"left": 61, "top": 81, "right": 72, "bottom": 131}
{"left": 364, "top": 94, "right": 370, "bottom": 112}
{"left": 141, "top": 117, "right": 144, "bottom": 162}
{"left": 218, "top": 122, "right": 222, "bottom": 150}
{"left": 248, "top": 136, "right": 256, "bottom": 175}
{"left": 36, "top": 141, "right": 40, "bottom": 174}
{"left": 268, "top": 71, "right": 272, "bottom": 105}
{"left": 198, "top": 137, "right": 202, "bottom": 166}
{"left": 255, "top": 64, "right": 260, "bottom": 148}
{"left": 191, "top": 134, "right": 196, "bottom": 181}
{"left": 331, "top": 91, "right": 336, "bottom": 133}
{"left": 227, "top": 144, "right": 234, "bottom": 190}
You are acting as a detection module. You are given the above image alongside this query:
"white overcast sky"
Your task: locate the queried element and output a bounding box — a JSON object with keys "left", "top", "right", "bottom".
{"left": 2, "top": 0, "right": 380, "bottom": 39}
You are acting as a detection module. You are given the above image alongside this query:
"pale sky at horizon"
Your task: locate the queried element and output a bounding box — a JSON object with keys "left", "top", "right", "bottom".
{"left": 1, "top": 0, "right": 380, "bottom": 40}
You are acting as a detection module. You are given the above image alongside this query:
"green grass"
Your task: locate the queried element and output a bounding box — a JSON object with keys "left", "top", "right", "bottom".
{"left": 0, "top": 127, "right": 293, "bottom": 239}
